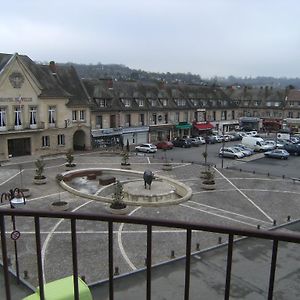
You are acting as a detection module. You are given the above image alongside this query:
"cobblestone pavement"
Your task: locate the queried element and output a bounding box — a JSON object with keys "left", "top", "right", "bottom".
{"left": 0, "top": 151, "right": 300, "bottom": 287}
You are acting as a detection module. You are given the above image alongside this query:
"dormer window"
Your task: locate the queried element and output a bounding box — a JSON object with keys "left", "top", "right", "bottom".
{"left": 176, "top": 99, "right": 186, "bottom": 106}
{"left": 151, "top": 99, "right": 157, "bottom": 107}
{"left": 191, "top": 99, "right": 198, "bottom": 106}
{"left": 161, "top": 99, "right": 168, "bottom": 107}
{"left": 123, "top": 99, "right": 131, "bottom": 107}
{"left": 137, "top": 99, "right": 144, "bottom": 107}
{"left": 96, "top": 99, "right": 107, "bottom": 108}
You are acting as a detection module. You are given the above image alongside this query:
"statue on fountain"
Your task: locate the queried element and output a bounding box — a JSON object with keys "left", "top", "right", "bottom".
{"left": 143, "top": 170, "right": 155, "bottom": 190}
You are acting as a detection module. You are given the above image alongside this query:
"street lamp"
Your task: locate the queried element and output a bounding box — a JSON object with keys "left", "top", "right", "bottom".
{"left": 1, "top": 188, "right": 26, "bottom": 283}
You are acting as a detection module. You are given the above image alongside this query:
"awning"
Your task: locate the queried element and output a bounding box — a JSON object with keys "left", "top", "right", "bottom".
{"left": 193, "top": 122, "right": 214, "bottom": 130}
{"left": 175, "top": 122, "right": 192, "bottom": 130}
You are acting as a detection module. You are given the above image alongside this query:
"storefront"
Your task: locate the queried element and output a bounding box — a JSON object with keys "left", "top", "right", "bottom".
{"left": 122, "top": 126, "right": 149, "bottom": 145}
{"left": 192, "top": 122, "right": 214, "bottom": 136}
{"left": 239, "top": 117, "right": 261, "bottom": 131}
{"left": 262, "top": 119, "right": 282, "bottom": 132}
{"left": 149, "top": 124, "right": 175, "bottom": 142}
{"left": 91, "top": 128, "right": 122, "bottom": 148}
{"left": 175, "top": 122, "right": 192, "bottom": 138}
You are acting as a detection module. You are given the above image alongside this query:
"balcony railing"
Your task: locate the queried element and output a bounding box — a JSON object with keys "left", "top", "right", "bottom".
{"left": 0, "top": 122, "right": 45, "bottom": 132}
{"left": 0, "top": 208, "right": 300, "bottom": 300}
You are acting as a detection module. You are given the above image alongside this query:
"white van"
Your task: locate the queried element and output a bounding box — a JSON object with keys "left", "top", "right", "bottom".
{"left": 242, "top": 136, "right": 274, "bottom": 152}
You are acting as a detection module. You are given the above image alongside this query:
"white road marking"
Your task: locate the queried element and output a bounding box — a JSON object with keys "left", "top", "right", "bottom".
{"left": 186, "top": 201, "right": 271, "bottom": 224}
{"left": 0, "top": 171, "right": 20, "bottom": 186}
{"left": 117, "top": 207, "right": 141, "bottom": 270}
{"left": 147, "top": 157, "right": 151, "bottom": 164}
{"left": 214, "top": 168, "right": 274, "bottom": 222}
{"left": 180, "top": 203, "right": 264, "bottom": 228}
{"left": 41, "top": 200, "right": 93, "bottom": 283}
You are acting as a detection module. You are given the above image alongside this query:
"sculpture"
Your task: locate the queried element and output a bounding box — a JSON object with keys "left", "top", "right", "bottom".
{"left": 143, "top": 170, "right": 154, "bottom": 190}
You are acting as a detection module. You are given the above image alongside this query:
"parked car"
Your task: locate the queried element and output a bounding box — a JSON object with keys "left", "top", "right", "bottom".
{"left": 233, "top": 144, "right": 254, "bottom": 155}
{"left": 219, "top": 147, "right": 245, "bottom": 159}
{"left": 283, "top": 143, "right": 300, "bottom": 155}
{"left": 227, "top": 132, "right": 243, "bottom": 141}
{"left": 135, "top": 143, "right": 157, "bottom": 153}
{"left": 264, "top": 149, "right": 289, "bottom": 159}
{"left": 264, "top": 140, "right": 277, "bottom": 150}
{"left": 188, "top": 138, "right": 203, "bottom": 147}
{"left": 156, "top": 141, "right": 174, "bottom": 150}
{"left": 232, "top": 146, "right": 253, "bottom": 156}
{"left": 193, "top": 136, "right": 206, "bottom": 144}
{"left": 205, "top": 135, "right": 218, "bottom": 144}
{"left": 172, "top": 138, "right": 192, "bottom": 148}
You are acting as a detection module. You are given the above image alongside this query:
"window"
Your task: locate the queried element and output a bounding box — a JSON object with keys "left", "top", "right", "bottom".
{"left": 123, "top": 99, "right": 131, "bottom": 107}
{"left": 288, "top": 111, "right": 294, "bottom": 118}
{"left": 184, "top": 111, "right": 188, "bottom": 122}
{"left": 72, "top": 110, "right": 77, "bottom": 121}
{"left": 151, "top": 100, "right": 157, "bottom": 107}
{"left": 14, "top": 106, "right": 22, "bottom": 126}
{"left": 177, "top": 99, "right": 186, "bottom": 106}
{"left": 42, "top": 136, "right": 50, "bottom": 147}
{"left": 29, "top": 107, "right": 37, "bottom": 125}
{"left": 231, "top": 110, "right": 235, "bottom": 120}
{"left": 213, "top": 111, "right": 216, "bottom": 121}
{"left": 221, "top": 111, "right": 227, "bottom": 121}
{"left": 162, "top": 99, "right": 168, "bottom": 107}
{"left": 48, "top": 106, "right": 56, "bottom": 125}
{"left": 138, "top": 99, "right": 144, "bottom": 107}
{"left": 0, "top": 108, "right": 6, "bottom": 127}
{"left": 164, "top": 113, "right": 168, "bottom": 124}
{"left": 152, "top": 113, "right": 157, "bottom": 125}
{"left": 175, "top": 112, "right": 180, "bottom": 123}
{"left": 125, "top": 114, "right": 131, "bottom": 127}
{"left": 79, "top": 110, "right": 85, "bottom": 121}
{"left": 96, "top": 115, "right": 103, "bottom": 128}
{"left": 98, "top": 99, "right": 106, "bottom": 107}
{"left": 139, "top": 114, "right": 145, "bottom": 126}
{"left": 57, "top": 134, "right": 65, "bottom": 146}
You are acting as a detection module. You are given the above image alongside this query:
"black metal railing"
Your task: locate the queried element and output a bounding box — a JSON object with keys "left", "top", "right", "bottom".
{"left": 1, "top": 208, "right": 300, "bottom": 300}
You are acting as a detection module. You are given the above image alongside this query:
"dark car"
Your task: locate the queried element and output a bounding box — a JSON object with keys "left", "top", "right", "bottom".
{"left": 283, "top": 143, "right": 300, "bottom": 155}
{"left": 156, "top": 141, "right": 174, "bottom": 150}
{"left": 172, "top": 138, "right": 192, "bottom": 148}
{"left": 205, "top": 135, "right": 218, "bottom": 144}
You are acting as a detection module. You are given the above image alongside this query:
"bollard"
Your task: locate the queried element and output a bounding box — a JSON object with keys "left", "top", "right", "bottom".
{"left": 239, "top": 169, "right": 242, "bottom": 172}
{"left": 7, "top": 256, "right": 11, "bottom": 267}
{"left": 287, "top": 215, "right": 291, "bottom": 222}
{"left": 81, "top": 275, "right": 86, "bottom": 283}
{"left": 257, "top": 225, "right": 261, "bottom": 229}
{"left": 267, "top": 172, "right": 270, "bottom": 177}
{"left": 252, "top": 170, "right": 255, "bottom": 174}
{"left": 273, "top": 220, "right": 276, "bottom": 226}
{"left": 218, "top": 237, "right": 222, "bottom": 244}
{"left": 24, "top": 270, "right": 29, "bottom": 279}
{"left": 196, "top": 243, "right": 200, "bottom": 251}
{"left": 114, "top": 267, "right": 119, "bottom": 276}
{"left": 282, "top": 175, "right": 285, "bottom": 179}
{"left": 170, "top": 250, "right": 175, "bottom": 259}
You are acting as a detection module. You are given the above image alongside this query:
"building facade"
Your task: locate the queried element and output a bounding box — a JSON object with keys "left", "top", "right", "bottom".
{"left": 0, "top": 53, "right": 91, "bottom": 160}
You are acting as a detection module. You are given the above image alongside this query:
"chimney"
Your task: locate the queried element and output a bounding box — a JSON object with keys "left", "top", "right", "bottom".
{"left": 107, "top": 79, "right": 113, "bottom": 89}
{"left": 49, "top": 61, "right": 56, "bottom": 74}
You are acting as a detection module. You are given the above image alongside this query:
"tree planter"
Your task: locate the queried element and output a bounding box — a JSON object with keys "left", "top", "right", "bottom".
{"left": 33, "top": 177, "right": 47, "bottom": 185}
{"left": 50, "top": 201, "right": 69, "bottom": 211}
{"left": 201, "top": 181, "right": 215, "bottom": 190}
{"left": 121, "top": 163, "right": 131, "bottom": 170}
{"left": 106, "top": 205, "right": 129, "bottom": 215}
{"left": 65, "top": 164, "right": 76, "bottom": 171}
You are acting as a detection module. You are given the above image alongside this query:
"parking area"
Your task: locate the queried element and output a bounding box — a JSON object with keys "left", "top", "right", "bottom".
{"left": 0, "top": 149, "right": 300, "bottom": 288}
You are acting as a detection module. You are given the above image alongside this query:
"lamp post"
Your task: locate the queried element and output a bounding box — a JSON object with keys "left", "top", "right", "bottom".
{"left": 1, "top": 188, "right": 26, "bottom": 283}
{"left": 221, "top": 128, "right": 225, "bottom": 169}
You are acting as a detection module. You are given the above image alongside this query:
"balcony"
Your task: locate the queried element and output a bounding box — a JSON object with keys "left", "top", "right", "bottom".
{"left": 0, "top": 208, "right": 300, "bottom": 300}
{"left": 0, "top": 122, "right": 45, "bottom": 134}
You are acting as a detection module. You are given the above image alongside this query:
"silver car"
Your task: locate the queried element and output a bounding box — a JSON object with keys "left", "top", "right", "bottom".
{"left": 219, "top": 147, "right": 245, "bottom": 159}
{"left": 135, "top": 143, "right": 157, "bottom": 153}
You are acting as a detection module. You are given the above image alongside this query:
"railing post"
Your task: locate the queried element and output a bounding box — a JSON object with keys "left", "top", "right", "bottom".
{"left": 146, "top": 224, "right": 152, "bottom": 300}
{"left": 34, "top": 216, "right": 45, "bottom": 300}
{"left": 268, "top": 240, "right": 278, "bottom": 300}
{"left": 71, "top": 218, "right": 79, "bottom": 300}
{"left": 0, "top": 215, "right": 11, "bottom": 300}
{"left": 184, "top": 229, "right": 192, "bottom": 300}
{"left": 108, "top": 221, "right": 114, "bottom": 300}
{"left": 224, "top": 234, "right": 234, "bottom": 300}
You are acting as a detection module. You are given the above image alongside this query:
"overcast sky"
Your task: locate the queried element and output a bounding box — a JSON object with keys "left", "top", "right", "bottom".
{"left": 1, "top": 0, "right": 300, "bottom": 78}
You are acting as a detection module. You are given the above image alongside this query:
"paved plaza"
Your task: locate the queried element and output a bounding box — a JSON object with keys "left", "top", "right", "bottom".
{"left": 0, "top": 150, "right": 300, "bottom": 290}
